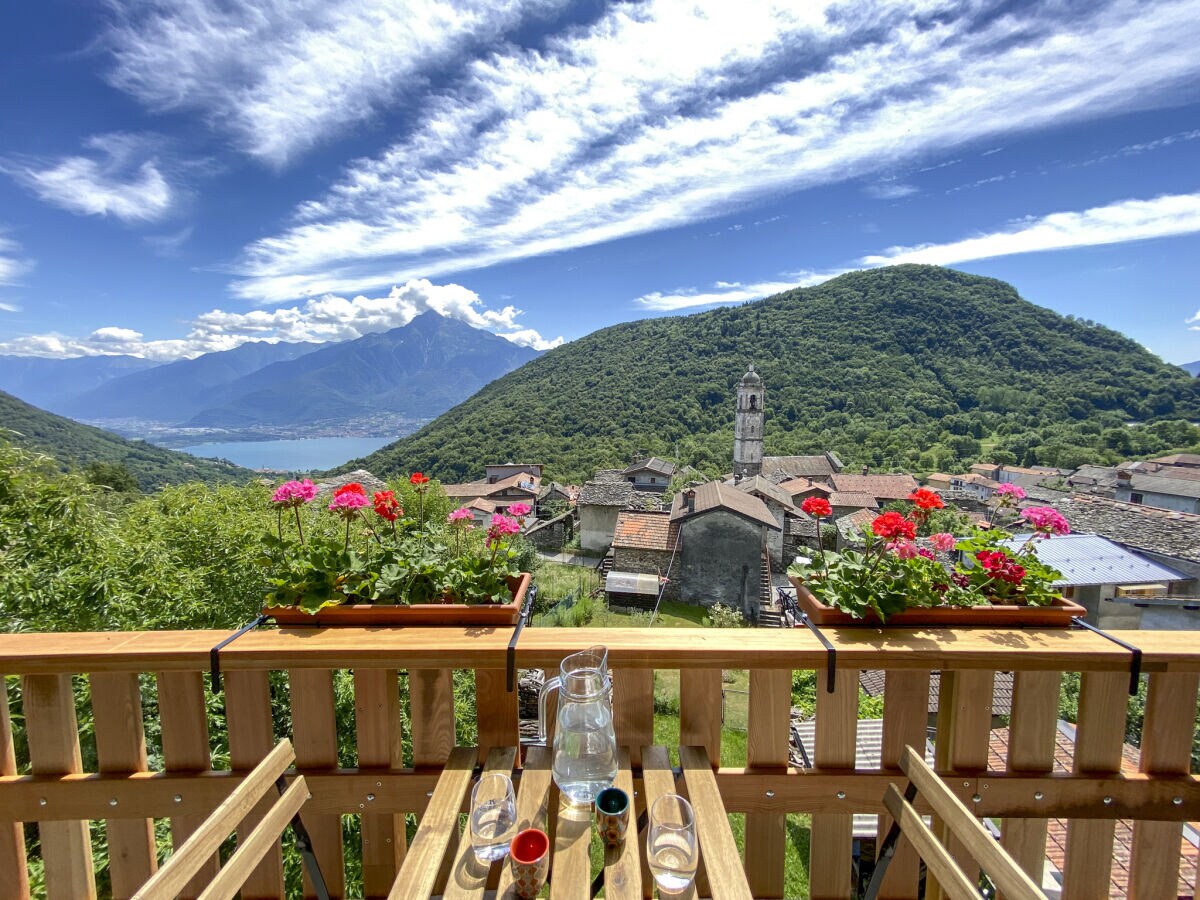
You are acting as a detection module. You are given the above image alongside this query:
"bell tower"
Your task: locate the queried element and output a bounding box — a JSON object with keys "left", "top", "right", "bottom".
{"left": 733, "top": 364, "right": 765, "bottom": 479}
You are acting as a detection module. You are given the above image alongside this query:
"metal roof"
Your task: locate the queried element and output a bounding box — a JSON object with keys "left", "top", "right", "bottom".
{"left": 999, "top": 533, "right": 1188, "bottom": 587}
{"left": 605, "top": 572, "right": 663, "bottom": 595}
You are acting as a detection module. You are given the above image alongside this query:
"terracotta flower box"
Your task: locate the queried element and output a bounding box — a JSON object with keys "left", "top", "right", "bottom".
{"left": 788, "top": 576, "right": 1085, "bottom": 628}
{"left": 265, "top": 572, "right": 531, "bottom": 627}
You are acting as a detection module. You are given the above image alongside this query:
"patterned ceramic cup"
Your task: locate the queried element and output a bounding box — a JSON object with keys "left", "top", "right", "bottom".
{"left": 509, "top": 828, "right": 549, "bottom": 898}
{"left": 595, "top": 786, "right": 630, "bottom": 847}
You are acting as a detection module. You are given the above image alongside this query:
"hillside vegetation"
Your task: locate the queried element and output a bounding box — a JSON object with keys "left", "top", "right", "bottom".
{"left": 352, "top": 266, "right": 1200, "bottom": 482}
{"left": 0, "top": 390, "right": 250, "bottom": 490}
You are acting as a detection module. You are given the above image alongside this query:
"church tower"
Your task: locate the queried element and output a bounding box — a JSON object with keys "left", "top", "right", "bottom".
{"left": 733, "top": 365, "right": 765, "bottom": 479}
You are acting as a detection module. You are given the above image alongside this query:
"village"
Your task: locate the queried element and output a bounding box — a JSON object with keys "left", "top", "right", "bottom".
{"left": 422, "top": 366, "right": 1200, "bottom": 636}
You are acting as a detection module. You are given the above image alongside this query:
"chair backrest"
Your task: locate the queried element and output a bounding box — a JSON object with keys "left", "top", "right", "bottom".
{"left": 871, "top": 745, "right": 1045, "bottom": 900}
{"left": 132, "top": 739, "right": 308, "bottom": 900}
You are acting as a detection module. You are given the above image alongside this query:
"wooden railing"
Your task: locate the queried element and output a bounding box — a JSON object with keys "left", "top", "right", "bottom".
{"left": 1, "top": 626, "right": 1198, "bottom": 899}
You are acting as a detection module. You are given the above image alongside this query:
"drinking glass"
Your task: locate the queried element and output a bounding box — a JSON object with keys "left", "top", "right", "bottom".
{"left": 470, "top": 772, "right": 517, "bottom": 863}
{"left": 646, "top": 793, "right": 698, "bottom": 895}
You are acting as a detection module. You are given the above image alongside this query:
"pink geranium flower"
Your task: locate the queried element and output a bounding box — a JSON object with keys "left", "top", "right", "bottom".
{"left": 508, "top": 502, "right": 532, "bottom": 517}
{"left": 996, "top": 483, "right": 1027, "bottom": 500}
{"left": 887, "top": 540, "right": 918, "bottom": 560}
{"left": 272, "top": 479, "right": 318, "bottom": 506}
{"left": 448, "top": 507, "right": 474, "bottom": 523}
{"left": 1019, "top": 506, "right": 1070, "bottom": 536}
{"left": 930, "top": 532, "right": 956, "bottom": 553}
{"left": 329, "top": 491, "right": 369, "bottom": 513}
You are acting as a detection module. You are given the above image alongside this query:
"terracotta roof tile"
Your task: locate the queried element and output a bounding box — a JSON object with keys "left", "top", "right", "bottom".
{"left": 611, "top": 510, "right": 680, "bottom": 551}
{"left": 827, "top": 491, "right": 878, "bottom": 509}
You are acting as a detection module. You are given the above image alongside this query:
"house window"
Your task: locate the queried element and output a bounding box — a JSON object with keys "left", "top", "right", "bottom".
{"left": 1130, "top": 493, "right": 1144, "bottom": 504}
{"left": 749, "top": 395, "right": 757, "bottom": 410}
{"left": 650, "top": 477, "right": 657, "bottom": 484}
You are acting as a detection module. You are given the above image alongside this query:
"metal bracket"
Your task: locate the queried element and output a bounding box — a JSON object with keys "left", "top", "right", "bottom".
{"left": 799, "top": 612, "right": 838, "bottom": 693}
{"left": 277, "top": 775, "right": 331, "bottom": 900}
{"left": 506, "top": 584, "right": 537, "bottom": 692}
{"left": 863, "top": 780, "right": 919, "bottom": 900}
{"left": 1071, "top": 616, "right": 1143, "bottom": 695}
{"left": 209, "top": 615, "right": 268, "bottom": 693}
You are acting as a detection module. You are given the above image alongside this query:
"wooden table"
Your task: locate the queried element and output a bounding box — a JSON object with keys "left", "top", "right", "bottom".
{"left": 388, "top": 745, "right": 750, "bottom": 899}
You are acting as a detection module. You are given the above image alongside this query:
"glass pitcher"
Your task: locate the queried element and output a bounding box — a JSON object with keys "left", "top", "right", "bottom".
{"left": 537, "top": 645, "right": 618, "bottom": 804}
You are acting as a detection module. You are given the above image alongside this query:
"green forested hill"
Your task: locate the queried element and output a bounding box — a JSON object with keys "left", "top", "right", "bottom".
{"left": 351, "top": 266, "right": 1200, "bottom": 483}
{"left": 0, "top": 390, "right": 251, "bottom": 490}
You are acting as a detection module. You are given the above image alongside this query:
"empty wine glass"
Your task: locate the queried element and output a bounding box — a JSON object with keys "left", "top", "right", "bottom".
{"left": 646, "top": 793, "right": 698, "bottom": 895}
{"left": 470, "top": 772, "right": 517, "bottom": 863}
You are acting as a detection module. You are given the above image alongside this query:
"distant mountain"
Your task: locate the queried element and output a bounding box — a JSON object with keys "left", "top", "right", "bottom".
{"left": 0, "top": 354, "right": 160, "bottom": 412}
{"left": 352, "top": 266, "right": 1200, "bottom": 483}
{"left": 58, "top": 339, "right": 324, "bottom": 422}
{"left": 0, "top": 391, "right": 250, "bottom": 490}
{"left": 1183, "top": 361, "right": 1200, "bottom": 376}
{"left": 184, "top": 311, "right": 539, "bottom": 427}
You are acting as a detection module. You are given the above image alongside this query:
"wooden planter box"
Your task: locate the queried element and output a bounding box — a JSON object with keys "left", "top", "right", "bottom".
{"left": 265, "top": 572, "right": 530, "bottom": 627}
{"left": 788, "top": 576, "right": 1085, "bottom": 627}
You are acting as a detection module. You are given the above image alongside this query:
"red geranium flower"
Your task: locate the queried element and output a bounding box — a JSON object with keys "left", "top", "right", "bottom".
{"left": 800, "top": 496, "right": 833, "bottom": 518}
{"left": 409, "top": 472, "right": 430, "bottom": 487}
{"left": 907, "top": 488, "right": 945, "bottom": 511}
{"left": 872, "top": 511, "right": 916, "bottom": 541}
{"left": 333, "top": 482, "right": 367, "bottom": 498}
{"left": 373, "top": 490, "right": 402, "bottom": 522}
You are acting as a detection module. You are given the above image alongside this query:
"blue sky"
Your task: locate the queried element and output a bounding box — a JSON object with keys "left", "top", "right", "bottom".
{"left": 1, "top": 0, "right": 1199, "bottom": 365}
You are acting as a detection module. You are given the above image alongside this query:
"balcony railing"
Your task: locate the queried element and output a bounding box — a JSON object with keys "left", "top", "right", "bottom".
{"left": 1, "top": 625, "right": 1198, "bottom": 899}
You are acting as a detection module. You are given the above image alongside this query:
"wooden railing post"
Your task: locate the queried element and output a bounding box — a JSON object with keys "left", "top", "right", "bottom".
{"left": 475, "top": 669, "right": 519, "bottom": 762}
{"left": 612, "top": 668, "right": 654, "bottom": 769}
{"left": 680, "top": 668, "right": 723, "bottom": 766}
{"left": 999, "top": 670, "right": 1060, "bottom": 898}
{"left": 225, "top": 669, "right": 285, "bottom": 899}
{"left": 1062, "top": 671, "right": 1128, "bottom": 900}
{"left": 1, "top": 676, "right": 30, "bottom": 899}
{"left": 745, "top": 668, "right": 791, "bottom": 898}
{"left": 288, "top": 668, "right": 346, "bottom": 898}
{"left": 355, "top": 668, "right": 405, "bottom": 899}
{"left": 810, "top": 666, "right": 857, "bottom": 900}
{"left": 90, "top": 673, "right": 157, "bottom": 899}
{"left": 1129, "top": 671, "right": 1200, "bottom": 900}
{"left": 409, "top": 668, "right": 456, "bottom": 893}
{"left": 157, "top": 670, "right": 219, "bottom": 899}
{"left": 878, "top": 669, "right": 931, "bottom": 900}
{"left": 23, "top": 673, "right": 96, "bottom": 900}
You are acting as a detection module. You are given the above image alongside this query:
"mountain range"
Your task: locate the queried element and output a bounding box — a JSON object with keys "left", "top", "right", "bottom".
{"left": 351, "top": 266, "right": 1200, "bottom": 483}
{"left": 2, "top": 312, "right": 539, "bottom": 434}
{"left": 1183, "top": 361, "right": 1200, "bottom": 376}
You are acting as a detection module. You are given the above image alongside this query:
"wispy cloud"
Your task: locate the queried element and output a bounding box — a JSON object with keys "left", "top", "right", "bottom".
{"left": 0, "top": 278, "right": 563, "bottom": 359}
{"left": 862, "top": 192, "right": 1200, "bottom": 267}
{"left": 218, "top": 0, "right": 1200, "bottom": 303}
{"left": 144, "top": 226, "right": 193, "bottom": 258}
{"left": 4, "top": 134, "right": 176, "bottom": 223}
{"left": 0, "top": 234, "right": 33, "bottom": 286}
{"left": 0, "top": 302, "right": 21, "bottom": 313}
{"left": 102, "top": 0, "right": 564, "bottom": 167}
{"left": 865, "top": 181, "right": 918, "bottom": 200}
{"left": 635, "top": 274, "right": 837, "bottom": 311}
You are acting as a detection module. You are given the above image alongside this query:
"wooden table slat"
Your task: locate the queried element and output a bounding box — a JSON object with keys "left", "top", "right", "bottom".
{"left": 388, "top": 747, "right": 476, "bottom": 900}
{"left": 604, "top": 748, "right": 642, "bottom": 900}
{"left": 443, "top": 747, "right": 517, "bottom": 900}
{"left": 642, "top": 746, "right": 695, "bottom": 900}
{"left": 680, "top": 746, "right": 753, "bottom": 900}
{"left": 496, "top": 746, "right": 553, "bottom": 899}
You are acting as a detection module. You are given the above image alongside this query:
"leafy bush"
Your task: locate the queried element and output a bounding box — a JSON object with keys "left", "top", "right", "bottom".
{"left": 706, "top": 603, "right": 746, "bottom": 628}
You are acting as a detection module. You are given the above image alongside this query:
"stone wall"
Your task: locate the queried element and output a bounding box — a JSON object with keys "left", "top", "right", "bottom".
{"left": 580, "top": 504, "right": 621, "bottom": 552}
{"left": 527, "top": 515, "right": 573, "bottom": 551}
{"left": 678, "top": 511, "right": 764, "bottom": 617}
{"left": 612, "top": 547, "right": 680, "bottom": 601}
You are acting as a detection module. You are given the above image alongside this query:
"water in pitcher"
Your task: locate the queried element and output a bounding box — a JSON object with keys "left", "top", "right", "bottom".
{"left": 550, "top": 677, "right": 619, "bottom": 803}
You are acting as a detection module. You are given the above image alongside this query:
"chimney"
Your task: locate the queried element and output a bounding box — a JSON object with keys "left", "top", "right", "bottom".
{"left": 684, "top": 489, "right": 696, "bottom": 514}
{"left": 861, "top": 465, "right": 869, "bottom": 475}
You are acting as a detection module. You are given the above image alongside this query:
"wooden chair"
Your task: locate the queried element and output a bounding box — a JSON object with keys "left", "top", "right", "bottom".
{"left": 132, "top": 739, "right": 329, "bottom": 900}
{"left": 865, "top": 745, "right": 1045, "bottom": 900}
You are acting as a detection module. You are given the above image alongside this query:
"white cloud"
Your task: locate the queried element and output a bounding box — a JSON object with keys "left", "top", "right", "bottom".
{"left": 225, "top": 0, "right": 1200, "bottom": 303}
{"left": 0, "top": 302, "right": 20, "bottom": 313}
{"left": 862, "top": 192, "right": 1200, "bottom": 266}
{"left": 865, "top": 181, "right": 918, "bottom": 200}
{"left": 102, "top": 0, "right": 564, "bottom": 166}
{"left": 0, "top": 278, "right": 562, "bottom": 359}
{"left": 5, "top": 134, "right": 176, "bottom": 223}
{"left": 0, "top": 234, "right": 33, "bottom": 285}
{"left": 635, "top": 274, "right": 836, "bottom": 311}
{"left": 144, "top": 226, "right": 193, "bottom": 257}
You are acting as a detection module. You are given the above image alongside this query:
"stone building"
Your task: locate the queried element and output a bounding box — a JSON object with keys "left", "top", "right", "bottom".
{"left": 621, "top": 455, "right": 676, "bottom": 492}
{"left": 610, "top": 510, "right": 681, "bottom": 601}
{"left": 578, "top": 477, "right": 636, "bottom": 552}
{"left": 734, "top": 474, "right": 801, "bottom": 565}
{"left": 670, "top": 481, "right": 780, "bottom": 617}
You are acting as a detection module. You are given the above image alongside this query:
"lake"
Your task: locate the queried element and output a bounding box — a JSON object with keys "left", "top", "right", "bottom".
{"left": 180, "top": 436, "right": 398, "bottom": 471}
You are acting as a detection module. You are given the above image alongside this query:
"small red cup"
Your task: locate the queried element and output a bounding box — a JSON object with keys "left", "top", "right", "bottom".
{"left": 509, "top": 827, "right": 549, "bottom": 898}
